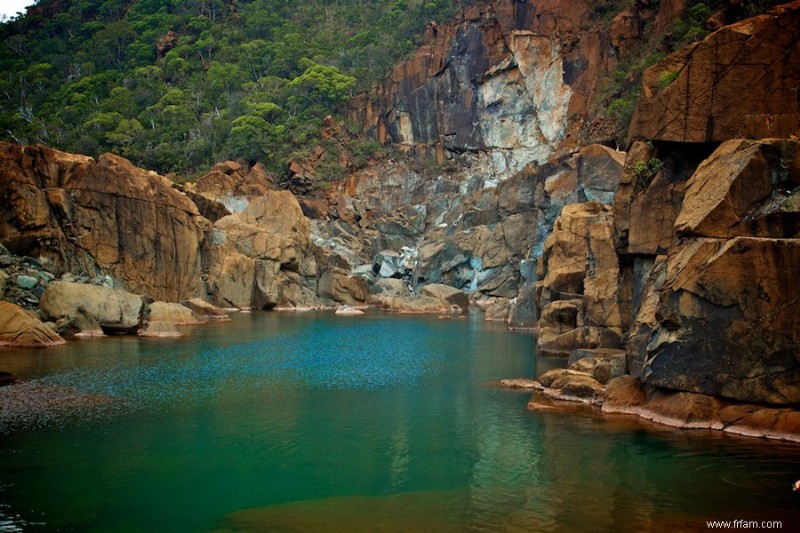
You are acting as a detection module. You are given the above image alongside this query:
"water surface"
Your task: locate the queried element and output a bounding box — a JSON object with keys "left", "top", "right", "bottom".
{"left": 1, "top": 312, "right": 799, "bottom": 531}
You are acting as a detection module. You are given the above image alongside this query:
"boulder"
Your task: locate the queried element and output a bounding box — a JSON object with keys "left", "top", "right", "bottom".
{"left": 371, "top": 278, "right": 411, "bottom": 298}
{"left": 419, "top": 284, "right": 469, "bottom": 311}
{"left": 0, "top": 301, "right": 66, "bottom": 347}
{"left": 181, "top": 298, "right": 229, "bottom": 320}
{"left": 318, "top": 267, "right": 369, "bottom": 305}
{"left": 536, "top": 368, "right": 604, "bottom": 402}
{"left": 335, "top": 307, "right": 365, "bottom": 316}
{"left": 139, "top": 321, "right": 183, "bottom": 338}
{"left": 373, "top": 295, "right": 458, "bottom": 314}
{"left": 39, "top": 281, "right": 145, "bottom": 335}
{"left": 206, "top": 252, "right": 255, "bottom": 309}
{"left": 629, "top": 1, "right": 800, "bottom": 143}
{"left": 600, "top": 376, "right": 647, "bottom": 415}
{"left": 148, "top": 301, "right": 205, "bottom": 325}
{"left": 191, "top": 160, "right": 274, "bottom": 198}
{"left": 568, "top": 350, "right": 627, "bottom": 385}
{"left": 535, "top": 203, "right": 621, "bottom": 355}
{"left": 674, "top": 139, "right": 800, "bottom": 238}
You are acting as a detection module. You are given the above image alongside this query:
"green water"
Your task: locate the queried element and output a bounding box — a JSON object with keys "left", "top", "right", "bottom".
{"left": 1, "top": 312, "right": 799, "bottom": 532}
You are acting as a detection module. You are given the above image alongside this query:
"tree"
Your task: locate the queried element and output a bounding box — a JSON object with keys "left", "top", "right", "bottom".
{"left": 287, "top": 61, "right": 356, "bottom": 106}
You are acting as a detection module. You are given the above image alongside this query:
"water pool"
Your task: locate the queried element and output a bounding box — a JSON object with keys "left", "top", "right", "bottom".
{"left": 1, "top": 312, "right": 798, "bottom": 531}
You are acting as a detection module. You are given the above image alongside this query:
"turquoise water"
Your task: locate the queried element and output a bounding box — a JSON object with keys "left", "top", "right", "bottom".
{"left": 1, "top": 312, "right": 799, "bottom": 532}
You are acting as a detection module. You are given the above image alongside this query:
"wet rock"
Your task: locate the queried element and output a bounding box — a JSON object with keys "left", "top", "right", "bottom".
{"left": 15, "top": 274, "right": 38, "bottom": 289}
{"left": 139, "top": 321, "right": 183, "bottom": 338}
{"left": 0, "top": 371, "right": 14, "bottom": 386}
{"left": 643, "top": 237, "right": 800, "bottom": 404}
{"left": 498, "top": 378, "right": 540, "bottom": 390}
{"left": 536, "top": 368, "right": 604, "bottom": 402}
{"left": 600, "top": 376, "right": 648, "bottom": 415}
{"left": 0, "top": 301, "right": 66, "bottom": 348}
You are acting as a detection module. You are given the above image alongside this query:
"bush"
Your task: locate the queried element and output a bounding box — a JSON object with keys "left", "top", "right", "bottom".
{"left": 657, "top": 70, "right": 679, "bottom": 91}
{"left": 634, "top": 157, "right": 663, "bottom": 188}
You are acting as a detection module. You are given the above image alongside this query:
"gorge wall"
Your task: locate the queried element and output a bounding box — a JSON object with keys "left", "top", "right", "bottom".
{"left": 1, "top": 0, "right": 799, "bottom": 422}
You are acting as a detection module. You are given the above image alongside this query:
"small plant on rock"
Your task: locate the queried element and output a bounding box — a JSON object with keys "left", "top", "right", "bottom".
{"left": 634, "top": 157, "right": 663, "bottom": 188}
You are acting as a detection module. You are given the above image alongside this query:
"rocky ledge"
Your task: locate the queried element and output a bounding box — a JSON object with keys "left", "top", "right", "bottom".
{"left": 503, "top": 371, "right": 800, "bottom": 444}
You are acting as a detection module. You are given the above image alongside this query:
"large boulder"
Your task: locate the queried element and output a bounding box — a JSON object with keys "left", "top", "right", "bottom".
{"left": 210, "top": 190, "right": 321, "bottom": 308}
{"left": 181, "top": 298, "right": 229, "bottom": 320}
{"left": 674, "top": 139, "right": 800, "bottom": 238}
{"left": 39, "top": 281, "right": 145, "bottom": 335}
{"left": 628, "top": 1, "right": 800, "bottom": 143}
{"left": 148, "top": 301, "right": 205, "bottom": 325}
{"left": 318, "top": 267, "right": 369, "bottom": 305}
{"left": 419, "top": 283, "right": 469, "bottom": 311}
{"left": 0, "top": 301, "right": 65, "bottom": 347}
{"left": 190, "top": 160, "right": 275, "bottom": 200}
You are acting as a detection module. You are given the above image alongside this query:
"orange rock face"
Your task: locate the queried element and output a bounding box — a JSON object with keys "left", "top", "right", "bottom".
{"left": 0, "top": 143, "right": 209, "bottom": 302}
{"left": 617, "top": 139, "right": 800, "bottom": 405}
{"left": 629, "top": 1, "right": 800, "bottom": 143}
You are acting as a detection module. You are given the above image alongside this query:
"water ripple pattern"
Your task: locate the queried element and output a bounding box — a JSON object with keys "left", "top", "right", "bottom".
{"left": 36, "top": 317, "right": 446, "bottom": 409}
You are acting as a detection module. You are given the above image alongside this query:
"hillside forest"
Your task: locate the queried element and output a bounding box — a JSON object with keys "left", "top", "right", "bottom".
{"left": 0, "top": 0, "right": 785, "bottom": 180}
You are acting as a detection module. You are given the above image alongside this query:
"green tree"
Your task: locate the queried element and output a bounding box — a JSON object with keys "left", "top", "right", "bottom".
{"left": 287, "top": 61, "right": 356, "bottom": 106}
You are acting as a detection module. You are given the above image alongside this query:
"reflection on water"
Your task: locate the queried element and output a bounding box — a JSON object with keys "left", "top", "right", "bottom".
{"left": 0, "top": 312, "right": 799, "bottom": 532}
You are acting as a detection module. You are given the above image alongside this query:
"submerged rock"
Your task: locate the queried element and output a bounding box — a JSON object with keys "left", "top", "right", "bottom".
{"left": 335, "top": 307, "right": 365, "bottom": 316}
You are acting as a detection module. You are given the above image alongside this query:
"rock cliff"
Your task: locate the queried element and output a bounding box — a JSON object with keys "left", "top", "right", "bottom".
{"left": 1, "top": 0, "right": 799, "bottom": 437}
{"left": 349, "top": 0, "right": 628, "bottom": 177}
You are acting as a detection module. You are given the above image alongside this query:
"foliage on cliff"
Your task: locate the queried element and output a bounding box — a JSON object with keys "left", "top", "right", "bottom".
{"left": 599, "top": 0, "right": 787, "bottom": 143}
{"left": 0, "top": 0, "right": 461, "bottom": 175}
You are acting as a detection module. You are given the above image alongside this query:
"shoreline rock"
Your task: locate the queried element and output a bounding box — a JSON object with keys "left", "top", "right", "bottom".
{"left": 0, "top": 301, "right": 66, "bottom": 348}
{"left": 502, "top": 372, "right": 800, "bottom": 444}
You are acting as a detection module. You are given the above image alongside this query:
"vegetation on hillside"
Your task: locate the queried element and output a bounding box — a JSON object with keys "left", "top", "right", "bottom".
{"left": 0, "top": 0, "right": 463, "bottom": 176}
